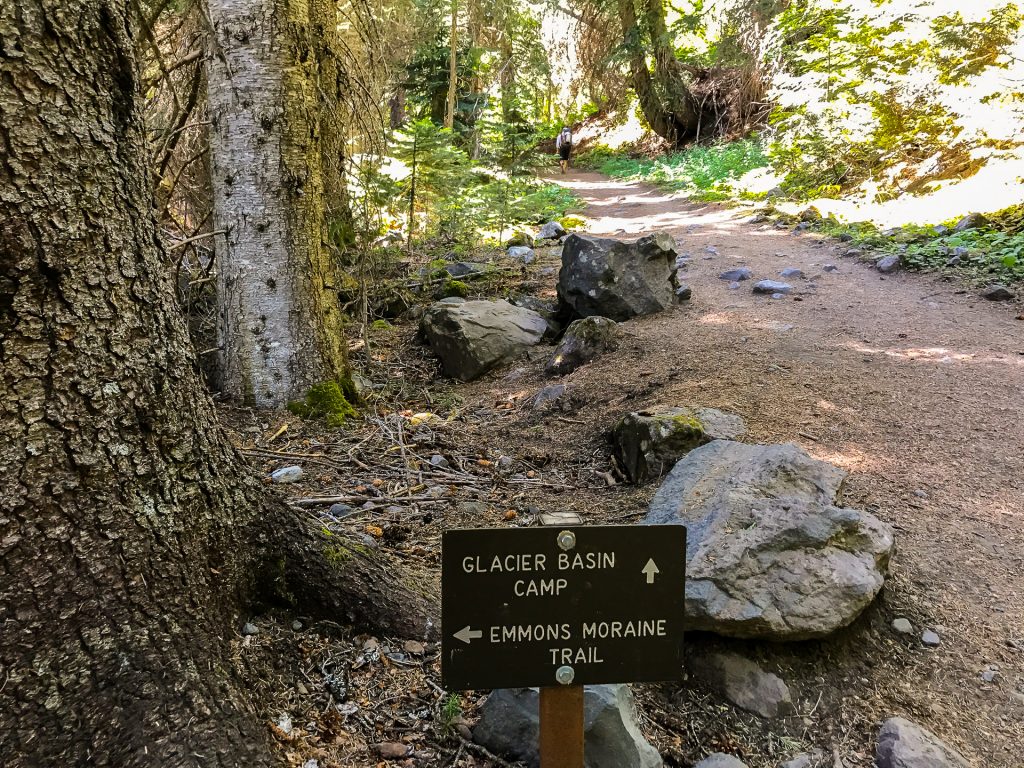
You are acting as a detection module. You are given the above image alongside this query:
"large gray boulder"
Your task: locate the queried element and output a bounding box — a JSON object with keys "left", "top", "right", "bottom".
{"left": 645, "top": 441, "right": 894, "bottom": 640}
{"left": 420, "top": 299, "right": 547, "bottom": 381}
{"left": 688, "top": 651, "right": 794, "bottom": 718}
{"left": 546, "top": 316, "right": 620, "bottom": 376}
{"left": 612, "top": 406, "right": 745, "bottom": 484}
{"left": 558, "top": 232, "right": 681, "bottom": 321}
{"left": 473, "top": 686, "right": 662, "bottom": 768}
{"left": 875, "top": 717, "right": 968, "bottom": 768}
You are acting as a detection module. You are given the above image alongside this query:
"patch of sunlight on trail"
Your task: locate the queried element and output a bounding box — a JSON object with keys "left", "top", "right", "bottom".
{"left": 805, "top": 446, "right": 880, "bottom": 474}
{"left": 848, "top": 342, "right": 1024, "bottom": 368}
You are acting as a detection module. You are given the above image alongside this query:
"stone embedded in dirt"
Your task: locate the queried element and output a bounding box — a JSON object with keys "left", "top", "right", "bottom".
{"left": 694, "top": 754, "right": 748, "bottom": 768}
{"left": 270, "top": 465, "right": 303, "bottom": 483}
{"left": 837, "top": 232, "right": 854, "bottom": 242}
{"left": 507, "top": 245, "right": 535, "bottom": 263}
{"left": 429, "top": 454, "right": 449, "bottom": 469}
{"left": 241, "top": 622, "right": 258, "bottom": 636}
{"left": 823, "top": 264, "right": 839, "bottom": 272}
{"left": 729, "top": 281, "right": 741, "bottom": 290}
{"left": 546, "top": 316, "right": 620, "bottom": 376}
{"left": 676, "top": 285, "right": 693, "bottom": 300}
{"left": 794, "top": 221, "right": 812, "bottom": 231}
{"left": 771, "top": 293, "right": 786, "bottom": 299}
{"left": 706, "top": 245, "right": 719, "bottom": 255}
{"left": 538, "top": 220, "right": 567, "bottom": 240}
{"left": 779, "top": 751, "right": 826, "bottom": 768}
{"left": 374, "top": 741, "right": 411, "bottom": 760}
{"left": 876, "top": 255, "right": 901, "bottom": 273}
{"left": 327, "top": 503, "right": 355, "bottom": 518}
{"left": 473, "top": 685, "right": 662, "bottom": 768}
{"left": 753, "top": 280, "right": 792, "bottom": 295}
{"left": 612, "top": 406, "right": 745, "bottom": 484}
{"left": 444, "top": 261, "right": 490, "bottom": 278}
{"left": 420, "top": 299, "right": 547, "bottom": 381}
{"left": 981, "top": 667, "right": 999, "bottom": 683}
{"left": 780, "top": 268, "right": 805, "bottom": 279}
{"left": 892, "top": 618, "right": 913, "bottom": 635}
{"left": 645, "top": 441, "right": 895, "bottom": 640}
{"left": 720, "top": 267, "right": 753, "bottom": 281}
{"left": 557, "top": 232, "right": 681, "bottom": 321}
{"left": 533, "top": 384, "right": 568, "bottom": 409}
{"left": 922, "top": 629, "right": 941, "bottom": 647}
{"left": 981, "top": 284, "right": 1015, "bottom": 301}
{"left": 953, "top": 213, "right": 988, "bottom": 232}
{"left": 688, "top": 650, "right": 794, "bottom": 718}
{"left": 875, "top": 717, "right": 968, "bottom": 768}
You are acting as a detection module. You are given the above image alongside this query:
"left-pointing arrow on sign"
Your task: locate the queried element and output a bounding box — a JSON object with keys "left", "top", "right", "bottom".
{"left": 642, "top": 558, "right": 660, "bottom": 584}
{"left": 454, "top": 626, "right": 483, "bottom": 644}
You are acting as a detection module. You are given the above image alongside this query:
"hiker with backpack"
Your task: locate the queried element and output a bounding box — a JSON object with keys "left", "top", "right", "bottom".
{"left": 556, "top": 126, "right": 573, "bottom": 173}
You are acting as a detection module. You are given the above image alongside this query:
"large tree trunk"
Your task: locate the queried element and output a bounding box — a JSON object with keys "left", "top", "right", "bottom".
{"left": 617, "top": 0, "right": 699, "bottom": 145}
{"left": 0, "top": 2, "right": 436, "bottom": 764}
{"left": 206, "top": 0, "right": 349, "bottom": 407}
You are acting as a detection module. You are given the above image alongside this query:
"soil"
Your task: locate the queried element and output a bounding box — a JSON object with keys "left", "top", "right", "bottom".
{"left": 230, "top": 171, "right": 1024, "bottom": 768}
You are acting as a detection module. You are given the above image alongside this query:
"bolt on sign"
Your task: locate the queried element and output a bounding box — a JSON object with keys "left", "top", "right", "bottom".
{"left": 441, "top": 525, "right": 686, "bottom": 690}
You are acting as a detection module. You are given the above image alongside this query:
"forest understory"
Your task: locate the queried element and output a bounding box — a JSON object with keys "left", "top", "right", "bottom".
{"left": 227, "top": 173, "right": 1024, "bottom": 768}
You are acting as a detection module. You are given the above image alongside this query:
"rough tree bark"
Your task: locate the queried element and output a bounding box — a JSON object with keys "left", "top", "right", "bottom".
{"left": 617, "top": 0, "right": 699, "bottom": 145}
{"left": 206, "top": 0, "right": 349, "bottom": 407}
{"left": 0, "top": 2, "right": 436, "bottom": 765}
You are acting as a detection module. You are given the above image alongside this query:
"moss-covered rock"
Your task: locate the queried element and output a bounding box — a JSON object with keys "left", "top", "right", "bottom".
{"left": 612, "top": 405, "right": 745, "bottom": 484}
{"left": 287, "top": 380, "right": 358, "bottom": 427}
{"left": 545, "top": 316, "right": 619, "bottom": 376}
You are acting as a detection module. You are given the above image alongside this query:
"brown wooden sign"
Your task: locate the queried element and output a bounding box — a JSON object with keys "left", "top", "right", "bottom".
{"left": 441, "top": 524, "right": 686, "bottom": 691}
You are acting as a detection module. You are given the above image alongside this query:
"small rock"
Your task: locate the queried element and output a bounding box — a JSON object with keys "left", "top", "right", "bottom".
{"left": 720, "top": 267, "right": 753, "bottom": 281}
{"left": 533, "top": 384, "right": 567, "bottom": 409}
{"left": 945, "top": 255, "right": 961, "bottom": 267}
{"left": 779, "top": 268, "right": 804, "bottom": 279}
{"left": 276, "top": 713, "right": 293, "bottom": 734}
{"left": 753, "top": 280, "right": 792, "bottom": 295}
{"left": 689, "top": 651, "right": 794, "bottom": 718}
{"left": 545, "top": 316, "right": 620, "bottom": 376}
{"left": 982, "top": 284, "right": 1015, "bottom": 301}
{"left": 328, "top": 503, "right": 356, "bottom": 519}
{"left": 800, "top": 206, "right": 822, "bottom": 222}
{"left": 981, "top": 668, "right": 999, "bottom": 683}
{"left": 779, "top": 751, "right": 826, "bottom": 768}
{"left": 822, "top": 264, "right": 839, "bottom": 272}
{"left": 771, "top": 292, "right": 785, "bottom": 299}
{"left": 374, "top": 742, "right": 411, "bottom": 760}
{"left": 538, "top": 220, "right": 567, "bottom": 240}
{"left": 695, "top": 754, "right": 748, "bottom": 768}
{"left": 613, "top": 406, "right": 746, "bottom": 484}
{"left": 794, "top": 221, "right": 812, "bottom": 231}
{"left": 728, "top": 281, "right": 741, "bottom": 290}
{"left": 404, "top": 640, "right": 425, "bottom": 655}
{"left": 913, "top": 489, "right": 927, "bottom": 498}
{"left": 953, "top": 213, "right": 988, "bottom": 232}
{"left": 876, "top": 255, "right": 901, "bottom": 273}
{"left": 932, "top": 224, "right": 950, "bottom": 236}
{"left": 270, "top": 465, "right": 303, "bottom": 483}
{"left": 507, "top": 245, "right": 535, "bottom": 263}
{"left": 444, "top": 261, "right": 489, "bottom": 278}
{"left": 457, "top": 501, "right": 489, "bottom": 515}
{"left": 506, "top": 230, "right": 534, "bottom": 248}
{"left": 875, "top": 717, "right": 968, "bottom": 768}
{"left": 922, "top": 629, "right": 941, "bottom": 647}
{"left": 706, "top": 245, "right": 719, "bottom": 255}
{"left": 474, "top": 685, "right": 661, "bottom": 768}
{"left": 837, "top": 232, "right": 854, "bottom": 242}
{"left": 292, "top": 620, "right": 303, "bottom": 631}
{"left": 892, "top": 618, "right": 913, "bottom": 635}
{"left": 676, "top": 285, "right": 693, "bottom": 300}
{"left": 241, "top": 622, "right": 259, "bottom": 636}
{"left": 429, "top": 454, "right": 449, "bottom": 469}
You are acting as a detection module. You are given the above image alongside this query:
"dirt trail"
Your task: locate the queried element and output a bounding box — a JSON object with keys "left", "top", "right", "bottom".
{"left": 517, "top": 171, "right": 1024, "bottom": 765}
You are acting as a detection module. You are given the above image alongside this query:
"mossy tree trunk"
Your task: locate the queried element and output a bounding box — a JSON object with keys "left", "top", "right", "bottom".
{"left": 617, "top": 0, "right": 700, "bottom": 146}
{"left": 0, "top": 2, "right": 436, "bottom": 764}
{"left": 206, "top": 0, "right": 350, "bottom": 407}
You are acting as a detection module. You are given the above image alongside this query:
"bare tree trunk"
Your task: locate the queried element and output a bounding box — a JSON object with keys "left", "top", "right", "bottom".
{"left": 206, "top": 0, "right": 349, "bottom": 407}
{"left": 0, "top": 2, "right": 436, "bottom": 764}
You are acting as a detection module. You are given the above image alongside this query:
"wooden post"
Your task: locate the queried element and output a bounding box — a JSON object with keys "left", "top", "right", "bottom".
{"left": 539, "top": 511, "right": 585, "bottom": 768}
{"left": 539, "top": 686, "right": 585, "bottom": 768}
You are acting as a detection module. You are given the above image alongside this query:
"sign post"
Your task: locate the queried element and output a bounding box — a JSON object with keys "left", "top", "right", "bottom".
{"left": 441, "top": 523, "right": 686, "bottom": 767}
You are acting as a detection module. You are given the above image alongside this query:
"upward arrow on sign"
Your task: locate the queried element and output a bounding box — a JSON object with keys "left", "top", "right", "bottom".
{"left": 642, "top": 558, "right": 660, "bottom": 584}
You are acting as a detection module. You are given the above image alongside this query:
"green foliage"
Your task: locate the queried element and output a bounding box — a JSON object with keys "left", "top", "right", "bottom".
{"left": 287, "top": 381, "right": 358, "bottom": 427}
{"left": 438, "top": 693, "right": 463, "bottom": 736}
{"left": 579, "top": 139, "right": 769, "bottom": 200}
